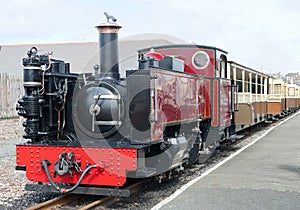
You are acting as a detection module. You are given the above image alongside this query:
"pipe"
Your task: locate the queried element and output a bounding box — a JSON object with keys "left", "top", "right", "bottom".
{"left": 41, "top": 160, "right": 97, "bottom": 193}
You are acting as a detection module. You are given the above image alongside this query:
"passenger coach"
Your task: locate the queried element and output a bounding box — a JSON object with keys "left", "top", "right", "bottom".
{"left": 227, "top": 61, "right": 268, "bottom": 130}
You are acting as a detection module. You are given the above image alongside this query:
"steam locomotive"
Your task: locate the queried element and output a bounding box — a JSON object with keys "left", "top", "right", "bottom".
{"left": 15, "top": 15, "right": 299, "bottom": 196}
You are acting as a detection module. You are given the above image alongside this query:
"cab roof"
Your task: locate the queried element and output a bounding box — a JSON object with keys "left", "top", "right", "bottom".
{"left": 138, "top": 44, "right": 228, "bottom": 54}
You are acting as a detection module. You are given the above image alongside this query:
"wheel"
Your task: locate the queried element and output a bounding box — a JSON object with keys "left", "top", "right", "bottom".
{"left": 198, "top": 142, "right": 217, "bottom": 164}
{"left": 188, "top": 143, "right": 200, "bottom": 165}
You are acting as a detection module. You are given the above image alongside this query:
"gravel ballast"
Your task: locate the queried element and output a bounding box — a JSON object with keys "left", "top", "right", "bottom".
{"left": 0, "top": 139, "right": 60, "bottom": 210}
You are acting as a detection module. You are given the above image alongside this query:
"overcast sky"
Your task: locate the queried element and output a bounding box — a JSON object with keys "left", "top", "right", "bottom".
{"left": 0, "top": 0, "right": 299, "bottom": 74}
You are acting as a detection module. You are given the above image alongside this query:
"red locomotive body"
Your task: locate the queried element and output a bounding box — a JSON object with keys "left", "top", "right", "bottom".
{"left": 17, "top": 146, "right": 137, "bottom": 187}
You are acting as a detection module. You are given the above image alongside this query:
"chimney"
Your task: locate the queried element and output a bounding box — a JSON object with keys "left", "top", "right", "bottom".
{"left": 95, "top": 21, "right": 122, "bottom": 80}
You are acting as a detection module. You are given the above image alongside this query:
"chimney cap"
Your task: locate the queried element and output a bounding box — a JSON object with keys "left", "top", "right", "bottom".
{"left": 95, "top": 22, "right": 122, "bottom": 33}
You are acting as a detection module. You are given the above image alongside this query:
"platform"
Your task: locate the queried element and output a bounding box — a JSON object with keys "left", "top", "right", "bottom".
{"left": 156, "top": 112, "right": 300, "bottom": 210}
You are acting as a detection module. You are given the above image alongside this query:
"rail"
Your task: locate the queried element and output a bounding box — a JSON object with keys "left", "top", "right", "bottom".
{"left": 27, "top": 181, "right": 144, "bottom": 210}
{"left": 27, "top": 194, "right": 84, "bottom": 210}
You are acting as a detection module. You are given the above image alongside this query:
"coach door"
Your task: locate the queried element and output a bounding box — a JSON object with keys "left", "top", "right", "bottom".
{"left": 217, "top": 54, "right": 231, "bottom": 128}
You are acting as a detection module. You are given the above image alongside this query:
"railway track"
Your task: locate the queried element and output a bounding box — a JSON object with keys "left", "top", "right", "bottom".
{"left": 27, "top": 181, "right": 143, "bottom": 210}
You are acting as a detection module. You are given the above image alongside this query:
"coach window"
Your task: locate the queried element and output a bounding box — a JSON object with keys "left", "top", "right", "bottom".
{"left": 268, "top": 78, "right": 272, "bottom": 94}
{"left": 236, "top": 69, "right": 243, "bottom": 92}
{"left": 244, "top": 71, "right": 250, "bottom": 92}
{"left": 274, "top": 84, "right": 281, "bottom": 95}
{"left": 216, "top": 58, "right": 221, "bottom": 77}
{"left": 220, "top": 54, "right": 227, "bottom": 78}
{"left": 288, "top": 87, "right": 295, "bottom": 96}
{"left": 252, "top": 74, "right": 257, "bottom": 94}
{"left": 261, "top": 77, "right": 265, "bottom": 94}
{"left": 257, "top": 76, "right": 261, "bottom": 94}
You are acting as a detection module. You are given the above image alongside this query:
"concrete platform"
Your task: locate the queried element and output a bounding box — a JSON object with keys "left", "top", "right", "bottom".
{"left": 156, "top": 113, "right": 300, "bottom": 210}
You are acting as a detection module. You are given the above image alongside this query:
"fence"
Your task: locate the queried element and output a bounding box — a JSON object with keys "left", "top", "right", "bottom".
{"left": 0, "top": 73, "right": 23, "bottom": 119}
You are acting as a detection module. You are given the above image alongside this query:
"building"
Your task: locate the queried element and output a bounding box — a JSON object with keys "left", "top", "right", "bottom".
{"left": 0, "top": 38, "right": 177, "bottom": 76}
{"left": 285, "top": 72, "right": 300, "bottom": 85}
